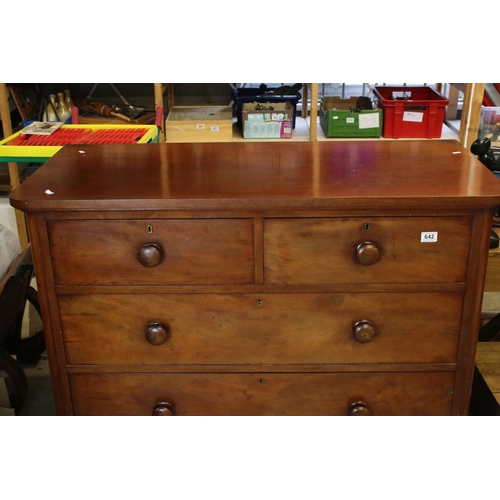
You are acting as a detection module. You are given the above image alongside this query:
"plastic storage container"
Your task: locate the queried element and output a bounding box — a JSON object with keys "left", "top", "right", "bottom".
{"left": 233, "top": 86, "right": 301, "bottom": 129}
{"left": 373, "top": 86, "right": 449, "bottom": 139}
{"left": 319, "top": 96, "right": 382, "bottom": 138}
{"left": 479, "top": 105, "right": 500, "bottom": 140}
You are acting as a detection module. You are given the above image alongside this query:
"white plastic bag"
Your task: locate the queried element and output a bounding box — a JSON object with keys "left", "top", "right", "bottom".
{"left": 0, "top": 223, "right": 21, "bottom": 282}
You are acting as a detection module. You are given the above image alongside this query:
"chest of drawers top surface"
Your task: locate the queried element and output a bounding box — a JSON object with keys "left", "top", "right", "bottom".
{"left": 9, "top": 140, "right": 500, "bottom": 212}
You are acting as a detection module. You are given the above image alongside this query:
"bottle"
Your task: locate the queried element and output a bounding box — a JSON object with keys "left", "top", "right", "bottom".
{"left": 43, "top": 94, "right": 58, "bottom": 121}
{"left": 57, "top": 92, "right": 71, "bottom": 122}
{"left": 64, "top": 88, "right": 75, "bottom": 111}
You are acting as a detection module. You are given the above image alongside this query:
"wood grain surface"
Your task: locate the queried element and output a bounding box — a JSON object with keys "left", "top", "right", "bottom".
{"left": 69, "top": 371, "right": 456, "bottom": 416}
{"left": 10, "top": 141, "right": 500, "bottom": 212}
{"left": 58, "top": 291, "right": 462, "bottom": 365}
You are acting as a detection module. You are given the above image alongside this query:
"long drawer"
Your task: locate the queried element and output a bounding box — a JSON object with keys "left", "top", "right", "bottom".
{"left": 59, "top": 292, "right": 462, "bottom": 365}
{"left": 47, "top": 219, "right": 255, "bottom": 286}
{"left": 264, "top": 217, "right": 472, "bottom": 284}
{"left": 69, "top": 371, "right": 455, "bottom": 416}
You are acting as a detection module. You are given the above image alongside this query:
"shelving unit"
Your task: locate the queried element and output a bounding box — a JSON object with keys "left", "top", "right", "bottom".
{"left": 154, "top": 83, "right": 483, "bottom": 145}
{"left": 0, "top": 82, "right": 490, "bottom": 245}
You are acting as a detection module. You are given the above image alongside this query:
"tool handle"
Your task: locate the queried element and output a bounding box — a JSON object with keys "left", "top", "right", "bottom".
{"left": 110, "top": 111, "right": 131, "bottom": 122}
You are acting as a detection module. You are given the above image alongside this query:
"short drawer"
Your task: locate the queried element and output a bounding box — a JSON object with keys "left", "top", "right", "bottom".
{"left": 68, "top": 371, "right": 455, "bottom": 416}
{"left": 59, "top": 291, "right": 462, "bottom": 365}
{"left": 263, "top": 217, "right": 472, "bottom": 284}
{"left": 47, "top": 219, "right": 254, "bottom": 286}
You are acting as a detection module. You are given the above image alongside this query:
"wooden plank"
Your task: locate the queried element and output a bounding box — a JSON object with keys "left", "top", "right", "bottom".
{"left": 476, "top": 343, "right": 500, "bottom": 403}
{"left": 484, "top": 253, "right": 500, "bottom": 292}
{"left": 484, "top": 228, "right": 500, "bottom": 292}
{"left": 309, "top": 83, "right": 318, "bottom": 141}
{"left": 153, "top": 83, "right": 165, "bottom": 144}
{"left": 476, "top": 343, "right": 500, "bottom": 364}
{"left": 0, "top": 83, "right": 29, "bottom": 249}
{"left": 301, "top": 83, "right": 308, "bottom": 119}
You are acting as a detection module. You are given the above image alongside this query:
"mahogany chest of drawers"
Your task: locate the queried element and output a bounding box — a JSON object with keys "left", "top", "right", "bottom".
{"left": 10, "top": 140, "right": 500, "bottom": 415}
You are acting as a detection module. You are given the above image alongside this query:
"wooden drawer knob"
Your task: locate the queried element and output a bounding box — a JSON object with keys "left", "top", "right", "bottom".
{"left": 349, "top": 401, "right": 370, "bottom": 416}
{"left": 153, "top": 401, "right": 174, "bottom": 416}
{"left": 138, "top": 243, "right": 163, "bottom": 267}
{"left": 353, "top": 320, "right": 376, "bottom": 344}
{"left": 355, "top": 241, "right": 380, "bottom": 266}
{"left": 145, "top": 321, "right": 169, "bottom": 346}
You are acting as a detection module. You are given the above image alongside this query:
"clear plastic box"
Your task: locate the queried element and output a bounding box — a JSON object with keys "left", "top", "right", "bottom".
{"left": 479, "top": 106, "right": 500, "bottom": 139}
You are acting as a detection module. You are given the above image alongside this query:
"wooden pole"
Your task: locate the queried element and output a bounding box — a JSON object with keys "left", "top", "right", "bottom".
{"left": 153, "top": 83, "right": 166, "bottom": 144}
{"left": 0, "top": 83, "right": 29, "bottom": 249}
{"left": 301, "top": 83, "right": 308, "bottom": 119}
{"left": 309, "top": 83, "right": 318, "bottom": 141}
{"left": 459, "top": 83, "right": 485, "bottom": 150}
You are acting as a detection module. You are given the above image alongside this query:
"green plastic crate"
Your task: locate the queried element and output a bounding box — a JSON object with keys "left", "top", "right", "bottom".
{"left": 319, "top": 96, "right": 382, "bottom": 138}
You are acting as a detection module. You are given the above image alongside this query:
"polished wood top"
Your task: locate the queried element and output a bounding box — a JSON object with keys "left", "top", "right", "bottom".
{"left": 10, "top": 140, "right": 500, "bottom": 211}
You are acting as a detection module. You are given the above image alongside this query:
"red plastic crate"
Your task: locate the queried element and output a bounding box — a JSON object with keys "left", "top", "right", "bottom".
{"left": 9, "top": 128, "right": 92, "bottom": 146}
{"left": 373, "top": 86, "right": 449, "bottom": 139}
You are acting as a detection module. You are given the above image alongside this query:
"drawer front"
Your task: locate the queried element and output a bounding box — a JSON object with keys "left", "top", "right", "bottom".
{"left": 48, "top": 219, "right": 254, "bottom": 286}
{"left": 60, "top": 292, "right": 462, "bottom": 365}
{"left": 69, "top": 372, "right": 455, "bottom": 416}
{"left": 264, "top": 217, "right": 472, "bottom": 284}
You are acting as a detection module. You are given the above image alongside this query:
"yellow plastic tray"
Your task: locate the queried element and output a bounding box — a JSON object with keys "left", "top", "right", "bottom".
{"left": 0, "top": 124, "right": 158, "bottom": 162}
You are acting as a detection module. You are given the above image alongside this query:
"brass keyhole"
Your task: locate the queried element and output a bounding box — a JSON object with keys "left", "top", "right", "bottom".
{"left": 257, "top": 299, "right": 263, "bottom": 306}
{"left": 147, "top": 225, "right": 153, "bottom": 233}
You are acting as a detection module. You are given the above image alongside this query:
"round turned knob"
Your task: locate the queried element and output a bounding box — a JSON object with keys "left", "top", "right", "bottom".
{"left": 353, "top": 320, "right": 376, "bottom": 344}
{"left": 138, "top": 243, "right": 163, "bottom": 267}
{"left": 145, "top": 321, "right": 169, "bottom": 346}
{"left": 153, "top": 401, "right": 174, "bottom": 416}
{"left": 355, "top": 241, "right": 380, "bottom": 266}
{"left": 349, "top": 401, "right": 370, "bottom": 416}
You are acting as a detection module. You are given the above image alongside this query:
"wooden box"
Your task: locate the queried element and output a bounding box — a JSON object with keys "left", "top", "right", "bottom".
{"left": 165, "top": 106, "right": 233, "bottom": 143}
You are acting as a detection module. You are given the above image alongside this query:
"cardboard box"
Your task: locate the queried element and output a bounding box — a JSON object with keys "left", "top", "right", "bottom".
{"left": 233, "top": 86, "right": 301, "bottom": 129}
{"left": 320, "top": 96, "right": 382, "bottom": 138}
{"left": 242, "top": 102, "right": 293, "bottom": 139}
{"left": 165, "top": 106, "right": 233, "bottom": 143}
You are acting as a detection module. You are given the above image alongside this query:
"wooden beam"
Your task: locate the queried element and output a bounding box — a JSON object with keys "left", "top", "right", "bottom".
{"left": 301, "top": 83, "right": 308, "bottom": 119}
{"left": 0, "top": 83, "right": 29, "bottom": 249}
{"left": 459, "top": 83, "right": 485, "bottom": 150}
{"left": 154, "top": 84, "right": 176, "bottom": 144}
{"left": 153, "top": 83, "right": 166, "bottom": 144}
{"left": 309, "top": 83, "right": 318, "bottom": 141}
{"left": 0, "top": 83, "right": 13, "bottom": 138}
